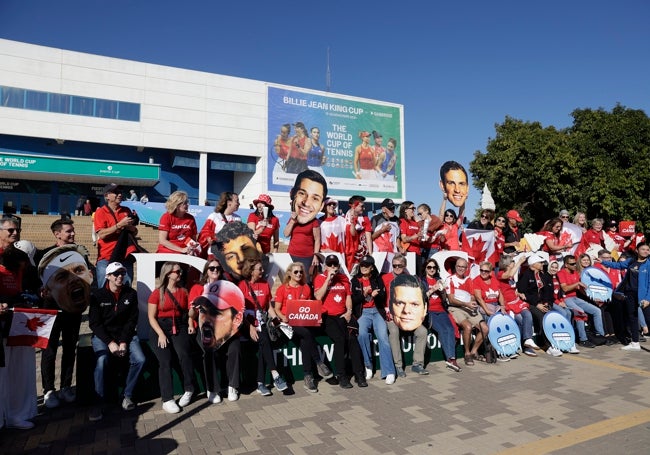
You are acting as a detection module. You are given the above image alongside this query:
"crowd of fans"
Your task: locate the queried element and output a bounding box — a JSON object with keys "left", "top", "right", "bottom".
{"left": 1, "top": 177, "right": 648, "bottom": 430}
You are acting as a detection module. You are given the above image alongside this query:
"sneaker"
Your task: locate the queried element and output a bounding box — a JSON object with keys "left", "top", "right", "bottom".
{"left": 497, "top": 355, "right": 510, "bottom": 362}
{"left": 59, "top": 387, "right": 76, "bottom": 403}
{"left": 207, "top": 391, "right": 222, "bottom": 404}
{"left": 88, "top": 406, "right": 103, "bottom": 422}
{"left": 445, "top": 358, "right": 462, "bottom": 372}
{"left": 622, "top": 342, "right": 641, "bottom": 351}
{"left": 365, "top": 367, "right": 373, "bottom": 380}
{"left": 605, "top": 338, "right": 617, "bottom": 346}
{"left": 122, "top": 396, "right": 136, "bottom": 411}
{"left": 44, "top": 390, "right": 60, "bottom": 409}
{"left": 162, "top": 400, "right": 180, "bottom": 414}
{"left": 257, "top": 383, "right": 272, "bottom": 396}
{"left": 227, "top": 386, "right": 239, "bottom": 401}
{"left": 523, "top": 338, "right": 541, "bottom": 350}
{"left": 579, "top": 340, "right": 596, "bottom": 348}
{"left": 546, "top": 347, "right": 563, "bottom": 357}
{"left": 338, "top": 375, "right": 353, "bottom": 389}
{"left": 411, "top": 363, "right": 429, "bottom": 375}
{"left": 355, "top": 374, "right": 368, "bottom": 387}
{"left": 568, "top": 345, "right": 580, "bottom": 354}
{"left": 273, "top": 376, "right": 288, "bottom": 392}
{"left": 178, "top": 391, "right": 193, "bottom": 407}
{"left": 7, "top": 419, "right": 35, "bottom": 430}
{"left": 523, "top": 347, "right": 538, "bottom": 357}
{"left": 303, "top": 374, "right": 318, "bottom": 393}
{"left": 508, "top": 352, "right": 519, "bottom": 359}
{"left": 385, "top": 374, "right": 396, "bottom": 385}
{"left": 396, "top": 366, "right": 407, "bottom": 378}
{"left": 316, "top": 362, "right": 333, "bottom": 379}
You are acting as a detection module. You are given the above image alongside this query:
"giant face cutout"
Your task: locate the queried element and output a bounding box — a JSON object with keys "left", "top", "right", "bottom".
{"left": 40, "top": 247, "right": 93, "bottom": 313}
{"left": 195, "top": 280, "right": 244, "bottom": 350}
{"left": 439, "top": 161, "right": 469, "bottom": 208}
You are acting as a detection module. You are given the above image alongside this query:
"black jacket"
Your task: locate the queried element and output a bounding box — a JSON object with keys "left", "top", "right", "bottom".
{"left": 351, "top": 272, "right": 387, "bottom": 319}
{"left": 89, "top": 285, "right": 139, "bottom": 345}
{"left": 517, "top": 269, "right": 554, "bottom": 306}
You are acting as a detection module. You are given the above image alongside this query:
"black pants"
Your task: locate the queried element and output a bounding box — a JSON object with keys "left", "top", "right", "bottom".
{"left": 41, "top": 311, "right": 82, "bottom": 391}
{"left": 149, "top": 320, "right": 194, "bottom": 402}
{"left": 528, "top": 305, "right": 551, "bottom": 349}
{"left": 289, "top": 326, "right": 320, "bottom": 374}
{"left": 200, "top": 334, "right": 241, "bottom": 391}
{"left": 256, "top": 328, "right": 277, "bottom": 383}
{"left": 322, "top": 314, "right": 364, "bottom": 377}
{"left": 622, "top": 292, "right": 650, "bottom": 342}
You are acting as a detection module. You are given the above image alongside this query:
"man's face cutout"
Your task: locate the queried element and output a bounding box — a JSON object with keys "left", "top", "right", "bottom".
{"left": 391, "top": 285, "right": 427, "bottom": 332}
{"left": 292, "top": 177, "right": 325, "bottom": 224}
{"left": 46, "top": 261, "right": 93, "bottom": 313}
{"left": 195, "top": 281, "right": 244, "bottom": 350}
{"left": 219, "top": 234, "right": 263, "bottom": 280}
{"left": 439, "top": 162, "right": 469, "bottom": 208}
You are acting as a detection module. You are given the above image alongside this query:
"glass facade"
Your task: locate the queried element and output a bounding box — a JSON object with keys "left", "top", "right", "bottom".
{"left": 0, "top": 85, "right": 140, "bottom": 122}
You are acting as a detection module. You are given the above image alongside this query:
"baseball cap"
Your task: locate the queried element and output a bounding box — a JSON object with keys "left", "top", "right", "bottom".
{"left": 381, "top": 198, "right": 395, "bottom": 210}
{"left": 528, "top": 254, "right": 545, "bottom": 266}
{"left": 323, "top": 198, "right": 338, "bottom": 207}
{"left": 14, "top": 240, "right": 36, "bottom": 266}
{"left": 103, "top": 183, "right": 122, "bottom": 194}
{"left": 202, "top": 280, "right": 244, "bottom": 313}
{"left": 325, "top": 254, "right": 340, "bottom": 267}
{"left": 359, "top": 255, "right": 375, "bottom": 266}
{"left": 105, "top": 262, "right": 126, "bottom": 275}
{"left": 506, "top": 210, "right": 523, "bottom": 222}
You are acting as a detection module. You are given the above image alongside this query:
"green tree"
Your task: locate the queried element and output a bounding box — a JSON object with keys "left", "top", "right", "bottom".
{"left": 470, "top": 106, "right": 650, "bottom": 232}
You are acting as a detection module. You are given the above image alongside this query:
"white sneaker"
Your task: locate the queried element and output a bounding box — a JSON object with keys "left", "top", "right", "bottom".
{"left": 44, "top": 390, "right": 60, "bottom": 409}
{"left": 162, "top": 399, "right": 180, "bottom": 414}
{"left": 546, "top": 347, "right": 563, "bottom": 357}
{"left": 568, "top": 345, "right": 580, "bottom": 354}
{"left": 228, "top": 386, "right": 239, "bottom": 402}
{"left": 622, "top": 342, "right": 641, "bottom": 351}
{"left": 385, "top": 374, "right": 396, "bottom": 385}
{"left": 178, "top": 391, "right": 193, "bottom": 407}
{"left": 59, "top": 387, "right": 76, "bottom": 403}
{"left": 207, "top": 391, "right": 222, "bottom": 404}
{"left": 365, "top": 367, "right": 373, "bottom": 380}
{"left": 524, "top": 338, "right": 541, "bottom": 350}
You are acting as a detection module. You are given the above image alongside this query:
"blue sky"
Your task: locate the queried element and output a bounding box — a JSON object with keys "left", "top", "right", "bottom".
{"left": 1, "top": 0, "right": 648, "bottom": 218}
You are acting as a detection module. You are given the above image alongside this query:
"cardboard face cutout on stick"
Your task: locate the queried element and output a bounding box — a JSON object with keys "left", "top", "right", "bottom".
{"left": 213, "top": 222, "right": 263, "bottom": 281}
{"left": 439, "top": 161, "right": 469, "bottom": 208}
{"left": 195, "top": 280, "right": 244, "bottom": 350}
{"left": 389, "top": 274, "right": 427, "bottom": 332}
{"left": 38, "top": 245, "right": 93, "bottom": 313}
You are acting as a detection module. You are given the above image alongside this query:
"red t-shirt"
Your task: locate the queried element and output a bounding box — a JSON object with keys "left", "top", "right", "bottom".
{"left": 238, "top": 280, "right": 272, "bottom": 311}
{"left": 247, "top": 212, "right": 279, "bottom": 254}
{"left": 188, "top": 283, "right": 205, "bottom": 305}
{"left": 287, "top": 219, "right": 319, "bottom": 257}
{"left": 157, "top": 211, "right": 197, "bottom": 253}
{"left": 400, "top": 219, "right": 421, "bottom": 252}
{"left": 557, "top": 269, "right": 579, "bottom": 298}
{"left": 94, "top": 205, "right": 136, "bottom": 261}
{"left": 497, "top": 270, "right": 518, "bottom": 302}
{"left": 358, "top": 276, "right": 376, "bottom": 309}
{"left": 425, "top": 276, "right": 445, "bottom": 312}
{"left": 148, "top": 287, "right": 189, "bottom": 319}
{"left": 473, "top": 275, "right": 500, "bottom": 304}
{"left": 274, "top": 283, "right": 311, "bottom": 314}
{"left": 313, "top": 272, "right": 350, "bottom": 316}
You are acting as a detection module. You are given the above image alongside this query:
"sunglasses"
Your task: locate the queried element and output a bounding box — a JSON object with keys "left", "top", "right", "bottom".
{"left": 426, "top": 265, "right": 437, "bottom": 270}
{"left": 496, "top": 218, "right": 506, "bottom": 223}
{"left": 0, "top": 227, "right": 21, "bottom": 234}
{"left": 169, "top": 269, "right": 182, "bottom": 275}
{"left": 207, "top": 266, "right": 222, "bottom": 272}
{"left": 292, "top": 270, "right": 304, "bottom": 275}
{"left": 392, "top": 264, "right": 405, "bottom": 269}
{"left": 480, "top": 215, "right": 489, "bottom": 219}
{"left": 565, "top": 262, "right": 577, "bottom": 266}
{"left": 111, "top": 271, "right": 127, "bottom": 277}
{"left": 326, "top": 262, "right": 340, "bottom": 267}
{"left": 479, "top": 269, "right": 491, "bottom": 273}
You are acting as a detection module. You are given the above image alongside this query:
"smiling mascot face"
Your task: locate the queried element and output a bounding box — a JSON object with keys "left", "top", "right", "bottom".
{"left": 543, "top": 311, "right": 575, "bottom": 351}
{"left": 487, "top": 313, "right": 521, "bottom": 356}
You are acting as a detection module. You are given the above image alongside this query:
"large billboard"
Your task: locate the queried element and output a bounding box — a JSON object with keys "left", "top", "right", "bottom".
{"left": 267, "top": 86, "right": 404, "bottom": 201}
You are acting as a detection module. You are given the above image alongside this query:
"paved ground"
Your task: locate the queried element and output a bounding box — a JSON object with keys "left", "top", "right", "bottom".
{"left": 1, "top": 339, "right": 649, "bottom": 455}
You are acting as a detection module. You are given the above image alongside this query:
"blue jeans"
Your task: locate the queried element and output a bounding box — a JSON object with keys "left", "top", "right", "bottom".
{"left": 514, "top": 309, "right": 534, "bottom": 341}
{"left": 92, "top": 335, "right": 145, "bottom": 400}
{"left": 357, "top": 307, "right": 395, "bottom": 378}
{"left": 565, "top": 296, "right": 604, "bottom": 337}
{"left": 428, "top": 311, "right": 457, "bottom": 360}
{"left": 96, "top": 259, "right": 134, "bottom": 288}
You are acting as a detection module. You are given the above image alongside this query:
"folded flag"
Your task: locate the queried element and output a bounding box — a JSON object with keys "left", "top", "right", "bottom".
{"left": 7, "top": 308, "right": 58, "bottom": 349}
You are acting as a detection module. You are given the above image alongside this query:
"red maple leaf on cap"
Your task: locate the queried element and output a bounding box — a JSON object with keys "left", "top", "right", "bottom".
{"left": 26, "top": 317, "right": 46, "bottom": 332}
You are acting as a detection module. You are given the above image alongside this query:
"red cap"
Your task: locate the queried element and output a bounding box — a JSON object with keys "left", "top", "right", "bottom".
{"left": 202, "top": 280, "right": 244, "bottom": 313}
{"left": 506, "top": 210, "right": 523, "bottom": 222}
{"left": 253, "top": 194, "right": 274, "bottom": 210}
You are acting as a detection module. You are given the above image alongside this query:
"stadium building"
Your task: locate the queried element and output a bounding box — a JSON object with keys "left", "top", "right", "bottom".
{"left": 0, "top": 39, "right": 404, "bottom": 217}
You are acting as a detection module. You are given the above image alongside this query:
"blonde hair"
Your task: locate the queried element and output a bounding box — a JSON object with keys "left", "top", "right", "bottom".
{"left": 165, "top": 191, "right": 188, "bottom": 213}
{"left": 283, "top": 262, "right": 306, "bottom": 286}
{"left": 158, "top": 261, "right": 180, "bottom": 307}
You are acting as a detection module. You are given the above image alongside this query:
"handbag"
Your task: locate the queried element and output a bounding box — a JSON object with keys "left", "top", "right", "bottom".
{"left": 246, "top": 282, "right": 279, "bottom": 342}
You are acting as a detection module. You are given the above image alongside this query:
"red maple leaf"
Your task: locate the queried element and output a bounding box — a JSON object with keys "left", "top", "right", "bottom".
{"left": 462, "top": 232, "right": 487, "bottom": 264}
{"left": 25, "top": 316, "right": 46, "bottom": 332}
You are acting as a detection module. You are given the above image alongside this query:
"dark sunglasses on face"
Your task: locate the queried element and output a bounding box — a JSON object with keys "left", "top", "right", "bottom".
{"left": 326, "top": 262, "right": 339, "bottom": 267}
{"left": 426, "top": 266, "right": 437, "bottom": 270}
{"left": 111, "top": 271, "right": 127, "bottom": 277}
{"left": 207, "top": 266, "right": 222, "bottom": 272}
{"left": 566, "top": 262, "right": 577, "bottom": 266}
{"left": 496, "top": 218, "right": 505, "bottom": 223}
{"left": 292, "top": 270, "right": 304, "bottom": 275}
{"left": 1, "top": 227, "right": 21, "bottom": 234}
{"left": 480, "top": 269, "right": 491, "bottom": 273}
{"left": 392, "top": 264, "right": 405, "bottom": 269}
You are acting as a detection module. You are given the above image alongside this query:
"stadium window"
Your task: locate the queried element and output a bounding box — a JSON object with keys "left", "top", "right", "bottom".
{"left": 1, "top": 87, "right": 25, "bottom": 108}
{"left": 25, "top": 90, "right": 48, "bottom": 111}
{"left": 49, "top": 93, "right": 71, "bottom": 113}
{"left": 117, "top": 102, "right": 140, "bottom": 121}
{"left": 70, "top": 96, "right": 94, "bottom": 116}
{"left": 95, "top": 99, "right": 118, "bottom": 119}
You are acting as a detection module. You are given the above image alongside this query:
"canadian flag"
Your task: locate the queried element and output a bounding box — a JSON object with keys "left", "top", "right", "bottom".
{"left": 7, "top": 308, "right": 58, "bottom": 349}
{"left": 461, "top": 229, "right": 498, "bottom": 266}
